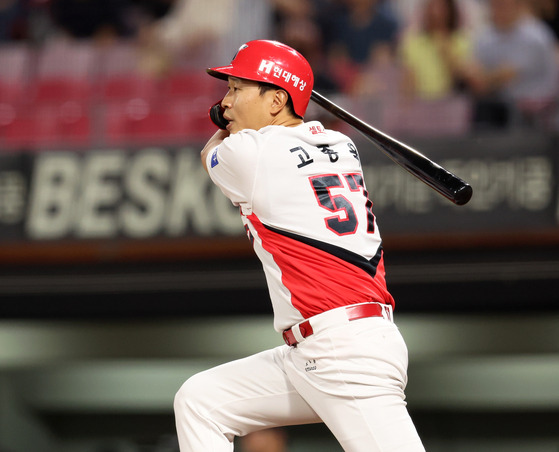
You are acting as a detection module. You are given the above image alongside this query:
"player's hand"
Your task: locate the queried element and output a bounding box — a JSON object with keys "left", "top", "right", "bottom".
{"left": 208, "top": 100, "right": 229, "bottom": 130}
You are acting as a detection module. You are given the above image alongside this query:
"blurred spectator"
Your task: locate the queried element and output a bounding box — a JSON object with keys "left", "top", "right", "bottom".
{"left": 529, "top": 0, "right": 559, "bottom": 41}
{"left": 320, "top": 0, "right": 402, "bottom": 95}
{"left": 27, "top": 0, "right": 59, "bottom": 44}
{"left": 399, "top": 0, "right": 474, "bottom": 100}
{"left": 468, "top": 0, "right": 559, "bottom": 129}
{"left": 124, "top": 0, "right": 175, "bottom": 42}
{"left": 130, "top": 0, "right": 176, "bottom": 20}
{"left": 50, "top": 0, "right": 135, "bottom": 43}
{"left": 272, "top": 0, "right": 313, "bottom": 27}
{"left": 238, "top": 428, "right": 289, "bottom": 452}
{"left": 137, "top": 0, "right": 271, "bottom": 77}
{"left": 0, "top": 0, "right": 27, "bottom": 41}
{"left": 395, "top": 0, "right": 488, "bottom": 34}
{"left": 272, "top": 0, "right": 340, "bottom": 94}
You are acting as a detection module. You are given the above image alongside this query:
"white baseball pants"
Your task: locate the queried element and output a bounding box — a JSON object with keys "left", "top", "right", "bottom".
{"left": 174, "top": 312, "right": 425, "bottom": 451}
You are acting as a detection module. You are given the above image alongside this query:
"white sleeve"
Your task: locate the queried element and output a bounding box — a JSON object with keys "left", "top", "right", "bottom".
{"left": 206, "top": 130, "right": 259, "bottom": 207}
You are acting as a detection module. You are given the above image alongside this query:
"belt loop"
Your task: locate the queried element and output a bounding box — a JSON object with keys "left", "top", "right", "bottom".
{"left": 382, "top": 304, "right": 393, "bottom": 322}
{"left": 291, "top": 323, "right": 306, "bottom": 344}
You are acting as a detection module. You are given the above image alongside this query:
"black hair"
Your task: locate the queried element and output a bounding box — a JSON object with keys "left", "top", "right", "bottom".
{"left": 423, "top": 0, "right": 461, "bottom": 33}
{"left": 258, "top": 82, "right": 301, "bottom": 119}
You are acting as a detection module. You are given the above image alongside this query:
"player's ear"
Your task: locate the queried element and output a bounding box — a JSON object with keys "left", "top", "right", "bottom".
{"left": 270, "top": 89, "right": 289, "bottom": 114}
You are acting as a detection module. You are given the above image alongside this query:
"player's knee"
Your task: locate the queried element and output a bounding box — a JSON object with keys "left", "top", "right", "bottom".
{"left": 174, "top": 373, "right": 208, "bottom": 418}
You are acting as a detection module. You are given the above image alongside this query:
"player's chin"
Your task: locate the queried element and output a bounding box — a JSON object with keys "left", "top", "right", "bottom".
{"left": 226, "top": 122, "right": 239, "bottom": 134}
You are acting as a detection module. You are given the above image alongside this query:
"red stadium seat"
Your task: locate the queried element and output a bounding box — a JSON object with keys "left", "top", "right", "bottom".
{"left": 97, "top": 43, "right": 162, "bottom": 103}
{"left": 2, "top": 102, "right": 92, "bottom": 150}
{"left": 95, "top": 44, "right": 225, "bottom": 145}
{"left": 2, "top": 40, "right": 98, "bottom": 149}
{"left": 0, "top": 80, "right": 25, "bottom": 104}
{"left": 0, "top": 104, "right": 32, "bottom": 149}
{"left": 100, "top": 74, "right": 160, "bottom": 103}
{"left": 104, "top": 98, "right": 180, "bottom": 146}
{"left": 0, "top": 41, "right": 233, "bottom": 148}
{"left": 162, "top": 70, "right": 224, "bottom": 102}
{"left": 30, "top": 40, "right": 97, "bottom": 105}
{"left": 168, "top": 98, "right": 216, "bottom": 141}
{"left": 33, "top": 78, "right": 93, "bottom": 103}
{"left": 103, "top": 97, "right": 214, "bottom": 146}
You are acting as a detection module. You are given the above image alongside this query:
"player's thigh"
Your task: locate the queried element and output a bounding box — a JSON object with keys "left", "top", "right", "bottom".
{"left": 175, "top": 345, "right": 320, "bottom": 436}
{"left": 285, "top": 318, "right": 409, "bottom": 397}
{"left": 284, "top": 318, "right": 424, "bottom": 451}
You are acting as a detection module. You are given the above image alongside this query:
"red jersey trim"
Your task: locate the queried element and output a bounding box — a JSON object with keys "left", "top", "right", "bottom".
{"left": 247, "top": 214, "right": 395, "bottom": 319}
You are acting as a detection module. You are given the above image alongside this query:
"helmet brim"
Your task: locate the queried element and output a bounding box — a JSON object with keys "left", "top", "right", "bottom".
{"left": 207, "top": 66, "right": 265, "bottom": 85}
{"left": 206, "top": 67, "right": 232, "bottom": 81}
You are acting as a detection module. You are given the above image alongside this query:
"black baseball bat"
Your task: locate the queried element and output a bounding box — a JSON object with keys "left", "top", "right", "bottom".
{"left": 310, "top": 90, "right": 473, "bottom": 206}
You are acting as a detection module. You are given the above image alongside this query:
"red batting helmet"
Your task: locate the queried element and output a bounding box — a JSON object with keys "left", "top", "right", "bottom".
{"left": 207, "top": 40, "right": 314, "bottom": 118}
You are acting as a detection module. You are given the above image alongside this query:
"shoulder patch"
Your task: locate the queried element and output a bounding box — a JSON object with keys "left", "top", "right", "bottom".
{"left": 210, "top": 149, "right": 219, "bottom": 168}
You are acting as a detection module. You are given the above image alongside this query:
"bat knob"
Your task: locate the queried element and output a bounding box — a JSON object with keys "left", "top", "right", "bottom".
{"left": 454, "top": 184, "right": 473, "bottom": 206}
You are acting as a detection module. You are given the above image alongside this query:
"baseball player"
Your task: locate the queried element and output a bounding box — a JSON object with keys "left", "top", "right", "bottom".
{"left": 174, "top": 40, "right": 425, "bottom": 452}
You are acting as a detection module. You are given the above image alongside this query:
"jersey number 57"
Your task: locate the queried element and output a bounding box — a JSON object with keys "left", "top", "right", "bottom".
{"left": 309, "top": 173, "right": 376, "bottom": 236}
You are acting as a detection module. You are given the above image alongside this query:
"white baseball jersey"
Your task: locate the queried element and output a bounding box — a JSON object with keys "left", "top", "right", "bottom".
{"left": 207, "top": 121, "right": 394, "bottom": 332}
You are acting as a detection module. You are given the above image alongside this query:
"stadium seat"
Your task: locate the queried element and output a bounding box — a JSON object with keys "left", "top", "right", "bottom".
{"left": 103, "top": 97, "right": 214, "bottom": 146}
{"left": 162, "top": 70, "right": 224, "bottom": 102}
{"left": 382, "top": 96, "right": 472, "bottom": 138}
{"left": 34, "top": 78, "right": 93, "bottom": 103}
{"left": 2, "top": 102, "right": 92, "bottom": 150}
{"left": 96, "top": 42, "right": 162, "bottom": 102}
{"left": 98, "top": 41, "right": 140, "bottom": 77}
{"left": 36, "top": 38, "right": 98, "bottom": 78}
{"left": 0, "top": 40, "right": 224, "bottom": 149}
{"left": 30, "top": 39, "right": 98, "bottom": 104}
{"left": 0, "top": 43, "right": 32, "bottom": 103}
{"left": 104, "top": 98, "right": 181, "bottom": 146}
{"left": 169, "top": 98, "right": 216, "bottom": 141}
{"left": 2, "top": 40, "right": 98, "bottom": 149}
{"left": 100, "top": 74, "right": 160, "bottom": 103}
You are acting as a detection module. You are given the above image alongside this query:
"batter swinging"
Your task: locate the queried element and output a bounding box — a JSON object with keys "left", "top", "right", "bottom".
{"left": 174, "top": 39, "right": 425, "bottom": 452}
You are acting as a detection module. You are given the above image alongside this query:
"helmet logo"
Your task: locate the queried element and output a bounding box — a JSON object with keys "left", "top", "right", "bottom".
{"left": 258, "top": 59, "right": 307, "bottom": 92}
